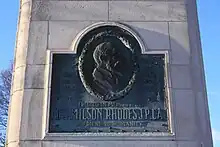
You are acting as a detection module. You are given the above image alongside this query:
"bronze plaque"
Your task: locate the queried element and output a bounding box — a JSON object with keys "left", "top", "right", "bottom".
{"left": 49, "top": 26, "right": 169, "bottom": 133}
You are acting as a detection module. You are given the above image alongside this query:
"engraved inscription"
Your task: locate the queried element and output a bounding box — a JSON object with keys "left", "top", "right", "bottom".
{"left": 49, "top": 53, "right": 168, "bottom": 133}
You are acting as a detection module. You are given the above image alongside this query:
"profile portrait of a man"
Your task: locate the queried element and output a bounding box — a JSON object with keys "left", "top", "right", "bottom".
{"left": 92, "top": 39, "right": 133, "bottom": 100}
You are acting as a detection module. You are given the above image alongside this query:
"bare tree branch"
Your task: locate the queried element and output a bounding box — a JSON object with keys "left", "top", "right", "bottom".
{"left": 0, "top": 63, "right": 12, "bottom": 147}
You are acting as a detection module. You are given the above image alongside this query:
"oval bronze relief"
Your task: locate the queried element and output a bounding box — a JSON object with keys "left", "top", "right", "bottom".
{"left": 78, "top": 25, "right": 141, "bottom": 101}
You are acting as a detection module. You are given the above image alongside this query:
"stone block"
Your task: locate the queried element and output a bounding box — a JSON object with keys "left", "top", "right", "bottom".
{"left": 177, "top": 141, "right": 200, "bottom": 147}
{"left": 49, "top": 21, "right": 94, "bottom": 49}
{"left": 191, "top": 64, "right": 204, "bottom": 92}
{"left": 109, "top": 1, "right": 168, "bottom": 21}
{"left": 32, "top": 1, "right": 108, "bottom": 21}
{"left": 170, "top": 65, "right": 192, "bottom": 89}
{"left": 13, "top": 66, "right": 26, "bottom": 92}
{"left": 173, "top": 90, "right": 197, "bottom": 140}
{"left": 24, "top": 65, "right": 45, "bottom": 89}
{"left": 127, "top": 22, "right": 169, "bottom": 50}
{"left": 21, "top": 141, "right": 42, "bottom": 147}
{"left": 168, "top": 1, "right": 187, "bottom": 21}
{"left": 109, "top": 1, "right": 186, "bottom": 21}
{"left": 27, "top": 21, "right": 48, "bottom": 65}
{"left": 169, "top": 22, "right": 190, "bottom": 65}
{"left": 20, "top": 89, "right": 44, "bottom": 140}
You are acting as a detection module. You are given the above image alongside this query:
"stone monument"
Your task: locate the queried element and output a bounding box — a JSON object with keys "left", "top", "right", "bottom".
{"left": 6, "top": 0, "right": 213, "bottom": 147}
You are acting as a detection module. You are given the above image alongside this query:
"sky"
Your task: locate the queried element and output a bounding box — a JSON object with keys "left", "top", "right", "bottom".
{"left": 0, "top": 0, "right": 219, "bottom": 146}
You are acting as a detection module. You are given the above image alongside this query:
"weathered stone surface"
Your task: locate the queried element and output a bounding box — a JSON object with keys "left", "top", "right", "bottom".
{"left": 7, "top": 91, "right": 24, "bottom": 143}
{"left": 170, "top": 65, "right": 192, "bottom": 89}
{"left": 14, "top": 1, "right": 32, "bottom": 68}
{"left": 27, "top": 21, "right": 48, "bottom": 65}
{"left": 168, "top": 2, "right": 187, "bottom": 21}
{"left": 13, "top": 66, "right": 26, "bottom": 92}
{"left": 20, "top": 0, "right": 32, "bottom": 23}
{"left": 128, "top": 22, "right": 169, "bottom": 50}
{"left": 7, "top": 89, "right": 45, "bottom": 142}
{"left": 32, "top": 1, "right": 108, "bottom": 21}
{"left": 6, "top": 141, "right": 19, "bottom": 147}
{"left": 24, "top": 65, "right": 45, "bottom": 89}
{"left": 177, "top": 141, "right": 200, "bottom": 147}
{"left": 109, "top": 1, "right": 186, "bottom": 21}
{"left": 20, "top": 89, "right": 44, "bottom": 140}
{"left": 43, "top": 141, "right": 177, "bottom": 147}
{"left": 195, "top": 92, "right": 213, "bottom": 147}
{"left": 49, "top": 21, "right": 94, "bottom": 49}
{"left": 7, "top": 141, "right": 42, "bottom": 147}
{"left": 22, "top": 141, "right": 42, "bottom": 147}
{"left": 15, "top": 22, "right": 29, "bottom": 68}
{"left": 109, "top": 1, "right": 168, "bottom": 21}
{"left": 190, "top": 49, "right": 213, "bottom": 146}
{"left": 169, "top": 22, "right": 190, "bottom": 65}
{"left": 173, "top": 90, "right": 197, "bottom": 140}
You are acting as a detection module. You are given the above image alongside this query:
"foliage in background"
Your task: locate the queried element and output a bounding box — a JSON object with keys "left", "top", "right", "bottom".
{"left": 0, "top": 64, "right": 12, "bottom": 147}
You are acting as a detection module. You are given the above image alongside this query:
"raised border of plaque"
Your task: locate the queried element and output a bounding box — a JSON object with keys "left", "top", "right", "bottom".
{"left": 42, "top": 22, "right": 175, "bottom": 140}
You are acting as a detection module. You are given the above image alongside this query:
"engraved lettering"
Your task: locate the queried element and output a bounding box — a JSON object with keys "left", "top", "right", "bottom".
{"left": 105, "top": 109, "right": 111, "bottom": 120}
{"left": 145, "top": 108, "right": 150, "bottom": 119}
{"left": 112, "top": 108, "right": 117, "bottom": 120}
{"left": 118, "top": 109, "right": 123, "bottom": 120}
{"left": 152, "top": 109, "right": 157, "bottom": 120}
{"left": 132, "top": 109, "right": 138, "bottom": 120}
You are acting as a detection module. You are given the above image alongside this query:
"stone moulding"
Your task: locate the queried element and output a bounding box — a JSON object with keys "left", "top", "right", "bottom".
{"left": 6, "top": 0, "right": 33, "bottom": 145}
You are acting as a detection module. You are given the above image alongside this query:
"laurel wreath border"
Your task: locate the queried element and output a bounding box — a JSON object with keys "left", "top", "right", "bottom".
{"left": 78, "top": 28, "right": 140, "bottom": 101}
